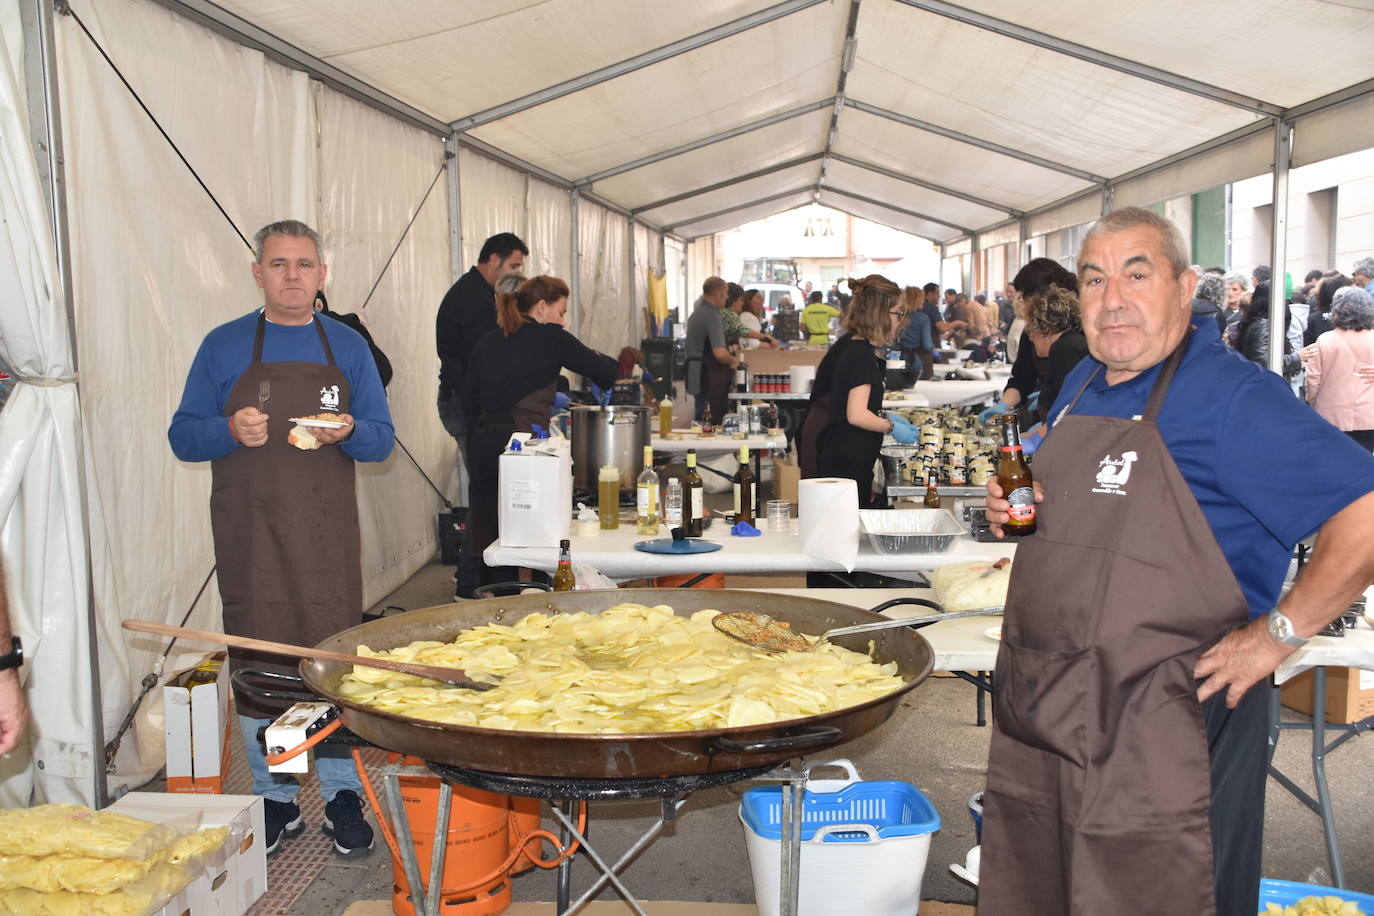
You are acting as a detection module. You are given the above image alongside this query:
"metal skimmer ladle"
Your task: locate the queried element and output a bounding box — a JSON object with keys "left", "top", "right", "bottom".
{"left": 713, "top": 607, "right": 1004, "bottom": 653}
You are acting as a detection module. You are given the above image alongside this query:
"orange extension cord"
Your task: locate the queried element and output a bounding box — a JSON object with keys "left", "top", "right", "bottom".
{"left": 263, "top": 720, "right": 589, "bottom": 898}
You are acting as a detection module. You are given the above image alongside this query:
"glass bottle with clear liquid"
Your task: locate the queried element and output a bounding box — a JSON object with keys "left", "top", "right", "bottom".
{"left": 636, "top": 445, "right": 659, "bottom": 536}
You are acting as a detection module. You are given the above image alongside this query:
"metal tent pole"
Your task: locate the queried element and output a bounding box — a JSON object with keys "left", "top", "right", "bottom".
{"left": 445, "top": 133, "right": 462, "bottom": 281}
{"left": 24, "top": 0, "right": 107, "bottom": 806}
{"left": 571, "top": 189, "right": 581, "bottom": 336}
{"left": 1268, "top": 118, "right": 1292, "bottom": 376}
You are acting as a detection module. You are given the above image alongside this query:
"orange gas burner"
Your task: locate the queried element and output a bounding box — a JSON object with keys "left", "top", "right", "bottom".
{"left": 368, "top": 754, "right": 582, "bottom": 916}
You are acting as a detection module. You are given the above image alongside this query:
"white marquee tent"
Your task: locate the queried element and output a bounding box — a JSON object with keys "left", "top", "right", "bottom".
{"left": 1, "top": 0, "right": 1372, "bottom": 807}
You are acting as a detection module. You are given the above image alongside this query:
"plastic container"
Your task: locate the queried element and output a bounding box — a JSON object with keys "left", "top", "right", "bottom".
{"left": 739, "top": 759, "right": 940, "bottom": 916}
{"left": 1258, "top": 878, "right": 1374, "bottom": 911}
{"left": 859, "top": 508, "right": 964, "bottom": 554}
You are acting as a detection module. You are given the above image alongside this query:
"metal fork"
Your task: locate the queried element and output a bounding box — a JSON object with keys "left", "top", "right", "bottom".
{"left": 258, "top": 379, "right": 270, "bottom": 412}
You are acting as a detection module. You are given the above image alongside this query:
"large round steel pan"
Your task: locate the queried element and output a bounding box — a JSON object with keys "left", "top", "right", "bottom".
{"left": 301, "top": 588, "right": 933, "bottom": 779}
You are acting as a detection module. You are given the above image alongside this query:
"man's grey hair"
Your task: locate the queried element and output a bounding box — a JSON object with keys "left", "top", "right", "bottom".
{"left": 1079, "top": 206, "right": 1191, "bottom": 278}
{"left": 1330, "top": 286, "right": 1374, "bottom": 331}
{"left": 1224, "top": 272, "right": 1249, "bottom": 293}
{"left": 253, "top": 219, "right": 323, "bottom": 263}
{"left": 1354, "top": 256, "right": 1374, "bottom": 279}
{"left": 1193, "top": 273, "right": 1227, "bottom": 307}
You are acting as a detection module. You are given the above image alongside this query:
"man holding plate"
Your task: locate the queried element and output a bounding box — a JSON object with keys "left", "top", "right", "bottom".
{"left": 169, "top": 219, "right": 393, "bottom": 858}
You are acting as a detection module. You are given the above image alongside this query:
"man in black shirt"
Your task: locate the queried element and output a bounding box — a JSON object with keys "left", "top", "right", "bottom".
{"left": 436, "top": 232, "right": 528, "bottom": 442}
{"left": 436, "top": 232, "right": 527, "bottom": 592}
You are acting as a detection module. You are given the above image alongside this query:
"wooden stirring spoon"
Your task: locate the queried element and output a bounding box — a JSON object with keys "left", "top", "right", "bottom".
{"left": 122, "top": 619, "right": 493, "bottom": 690}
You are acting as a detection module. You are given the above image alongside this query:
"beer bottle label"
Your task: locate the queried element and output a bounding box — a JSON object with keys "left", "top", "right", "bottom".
{"left": 1007, "top": 486, "right": 1036, "bottom": 523}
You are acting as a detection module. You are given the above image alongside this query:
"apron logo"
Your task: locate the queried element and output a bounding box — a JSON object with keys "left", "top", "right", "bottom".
{"left": 1092, "top": 450, "right": 1138, "bottom": 496}
{"left": 319, "top": 385, "right": 340, "bottom": 412}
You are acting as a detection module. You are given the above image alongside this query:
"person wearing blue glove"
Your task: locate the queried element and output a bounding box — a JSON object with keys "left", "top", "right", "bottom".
{"left": 552, "top": 391, "right": 571, "bottom": 411}
{"left": 889, "top": 414, "right": 919, "bottom": 444}
{"left": 978, "top": 400, "right": 1014, "bottom": 424}
{"left": 804, "top": 274, "right": 907, "bottom": 509}
{"left": 461, "top": 275, "right": 617, "bottom": 598}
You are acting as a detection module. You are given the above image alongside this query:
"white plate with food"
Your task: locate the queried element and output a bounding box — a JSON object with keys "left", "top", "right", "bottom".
{"left": 984, "top": 625, "right": 1002, "bottom": 641}
{"left": 290, "top": 415, "right": 347, "bottom": 429}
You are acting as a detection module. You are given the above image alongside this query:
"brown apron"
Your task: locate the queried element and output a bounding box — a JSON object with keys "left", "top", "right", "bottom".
{"left": 979, "top": 333, "right": 1249, "bottom": 914}
{"left": 211, "top": 313, "right": 362, "bottom": 717}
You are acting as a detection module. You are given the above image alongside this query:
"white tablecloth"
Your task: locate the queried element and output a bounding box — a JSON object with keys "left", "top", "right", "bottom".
{"left": 484, "top": 527, "right": 1016, "bottom": 581}
{"left": 1273, "top": 626, "right": 1374, "bottom": 685}
{"left": 908, "top": 378, "right": 1005, "bottom": 408}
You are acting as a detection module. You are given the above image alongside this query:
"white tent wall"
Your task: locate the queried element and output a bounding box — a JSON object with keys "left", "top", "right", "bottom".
{"left": 0, "top": 0, "right": 108, "bottom": 807}
{"left": 458, "top": 149, "right": 527, "bottom": 267}
{"left": 686, "top": 237, "right": 715, "bottom": 305}
{"left": 526, "top": 177, "right": 573, "bottom": 281}
{"left": 664, "top": 237, "right": 687, "bottom": 321}
{"left": 313, "top": 83, "right": 453, "bottom": 601}
{"left": 53, "top": 0, "right": 319, "bottom": 804}
{"left": 573, "top": 199, "right": 629, "bottom": 359}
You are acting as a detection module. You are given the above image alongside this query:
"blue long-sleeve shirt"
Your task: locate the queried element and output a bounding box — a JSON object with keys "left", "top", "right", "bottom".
{"left": 168, "top": 310, "right": 394, "bottom": 463}
{"left": 898, "top": 309, "right": 933, "bottom": 351}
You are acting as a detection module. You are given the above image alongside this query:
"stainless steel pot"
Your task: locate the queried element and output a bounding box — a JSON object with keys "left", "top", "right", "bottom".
{"left": 570, "top": 405, "right": 651, "bottom": 491}
{"left": 300, "top": 588, "right": 934, "bottom": 779}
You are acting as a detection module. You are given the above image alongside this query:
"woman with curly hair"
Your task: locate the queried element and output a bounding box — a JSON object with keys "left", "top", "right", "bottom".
{"left": 986, "top": 259, "right": 1088, "bottom": 427}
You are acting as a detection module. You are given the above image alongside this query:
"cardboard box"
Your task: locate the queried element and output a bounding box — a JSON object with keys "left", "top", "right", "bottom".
{"left": 164, "top": 652, "right": 232, "bottom": 793}
{"left": 110, "top": 792, "right": 267, "bottom": 916}
{"left": 499, "top": 437, "right": 572, "bottom": 548}
{"left": 150, "top": 872, "right": 205, "bottom": 916}
{"left": 772, "top": 456, "right": 800, "bottom": 506}
{"left": 1280, "top": 666, "right": 1374, "bottom": 724}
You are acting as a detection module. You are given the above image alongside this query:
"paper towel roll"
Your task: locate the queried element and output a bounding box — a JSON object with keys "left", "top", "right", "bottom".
{"left": 798, "top": 477, "right": 859, "bottom": 572}
{"left": 789, "top": 364, "right": 817, "bottom": 393}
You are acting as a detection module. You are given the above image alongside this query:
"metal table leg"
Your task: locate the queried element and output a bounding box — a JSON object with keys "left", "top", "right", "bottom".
{"left": 565, "top": 797, "right": 687, "bottom": 910}
{"left": 547, "top": 801, "right": 649, "bottom": 916}
{"left": 1268, "top": 670, "right": 1374, "bottom": 889}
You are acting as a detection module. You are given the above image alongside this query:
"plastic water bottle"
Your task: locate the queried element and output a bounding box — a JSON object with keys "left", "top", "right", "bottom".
{"left": 664, "top": 476, "right": 683, "bottom": 530}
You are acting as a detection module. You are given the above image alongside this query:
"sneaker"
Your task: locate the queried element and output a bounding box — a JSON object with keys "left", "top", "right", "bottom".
{"left": 263, "top": 799, "right": 304, "bottom": 857}
{"left": 322, "top": 790, "right": 374, "bottom": 857}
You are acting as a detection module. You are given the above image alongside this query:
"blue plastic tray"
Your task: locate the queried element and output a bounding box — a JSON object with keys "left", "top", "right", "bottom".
{"left": 633, "top": 537, "right": 721, "bottom": 554}
{"left": 1259, "top": 879, "right": 1374, "bottom": 910}
{"left": 740, "top": 780, "right": 940, "bottom": 843}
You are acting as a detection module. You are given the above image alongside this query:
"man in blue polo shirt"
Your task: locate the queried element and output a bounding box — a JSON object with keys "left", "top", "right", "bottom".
{"left": 980, "top": 207, "right": 1374, "bottom": 915}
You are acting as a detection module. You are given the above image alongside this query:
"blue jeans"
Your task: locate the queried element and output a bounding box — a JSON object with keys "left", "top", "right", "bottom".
{"left": 238, "top": 714, "right": 362, "bottom": 804}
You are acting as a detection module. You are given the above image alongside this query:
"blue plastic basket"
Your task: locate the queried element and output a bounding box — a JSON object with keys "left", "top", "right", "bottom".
{"left": 1259, "top": 879, "right": 1374, "bottom": 909}
{"left": 739, "top": 780, "right": 940, "bottom": 843}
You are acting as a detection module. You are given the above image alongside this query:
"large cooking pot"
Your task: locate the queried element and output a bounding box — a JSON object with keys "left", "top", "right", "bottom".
{"left": 570, "top": 405, "right": 651, "bottom": 492}
{"left": 301, "top": 589, "right": 934, "bottom": 779}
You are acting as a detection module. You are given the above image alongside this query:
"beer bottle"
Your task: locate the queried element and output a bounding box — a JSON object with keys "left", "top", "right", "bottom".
{"left": 701, "top": 405, "right": 714, "bottom": 437}
{"left": 552, "top": 539, "right": 575, "bottom": 591}
{"left": 997, "top": 415, "right": 1036, "bottom": 536}
{"left": 636, "top": 445, "right": 660, "bottom": 536}
{"left": 684, "top": 449, "right": 705, "bottom": 536}
{"left": 733, "top": 446, "right": 755, "bottom": 524}
{"left": 923, "top": 471, "right": 941, "bottom": 509}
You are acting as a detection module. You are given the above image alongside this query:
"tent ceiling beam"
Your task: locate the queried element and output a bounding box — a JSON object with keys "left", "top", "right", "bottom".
{"left": 827, "top": 152, "right": 1021, "bottom": 216}
{"left": 844, "top": 99, "right": 1106, "bottom": 183}
{"left": 664, "top": 185, "right": 815, "bottom": 233}
{"left": 578, "top": 98, "right": 835, "bottom": 186}
{"left": 142, "top": 0, "right": 450, "bottom": 136}
{"left": 817, "top": 0, "right": 862, "bottom": 189}
{"left": 895, "top": 0, "right": 1284, "bottom": 118}
{"left": 449, "top": 0, "right": 827, "bottom": 132}
{"left": 631, "top": 152, "right": 825, "bottom": 214}
{"left": 824, "top": 187, "right": 973, "bottom": 234}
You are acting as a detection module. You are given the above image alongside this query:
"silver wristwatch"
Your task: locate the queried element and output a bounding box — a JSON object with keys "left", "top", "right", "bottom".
{"left": 1266, "top": 608, "right": 1308, "bottom": 648}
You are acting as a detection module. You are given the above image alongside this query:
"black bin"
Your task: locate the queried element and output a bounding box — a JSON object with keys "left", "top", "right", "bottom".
{"left": 436, "top": 508, "right": 468, "bottom": 565}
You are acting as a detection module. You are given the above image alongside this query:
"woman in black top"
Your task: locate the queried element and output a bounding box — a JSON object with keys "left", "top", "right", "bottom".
{"left": 808, "top": 275, "right": 909, "bottom": 508}
{"left": 458, "top": 275, "right": 618, "bottom": 595}
{"left": 998, "top": 259, "right": 1084, "bottom": 426}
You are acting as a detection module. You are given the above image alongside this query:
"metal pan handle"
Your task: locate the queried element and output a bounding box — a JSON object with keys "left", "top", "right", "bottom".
{"left": 866, "top": 596, "right": 943, "bottom": 615}
{"left": 706, "top": 725, "right": 842, "bottom": 754}
{"left": 230, "top": 668, "right": 322, "bottom": 704}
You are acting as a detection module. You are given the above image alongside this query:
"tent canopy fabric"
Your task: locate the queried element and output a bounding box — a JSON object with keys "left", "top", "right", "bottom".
{"left": 194, "top": 0, "right": 1374, "bottom": 244}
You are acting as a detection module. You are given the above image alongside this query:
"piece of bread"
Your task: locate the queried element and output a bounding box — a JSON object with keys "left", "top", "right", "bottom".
{"left": 287, "top": 427, "right": 320, "bottom": 450}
